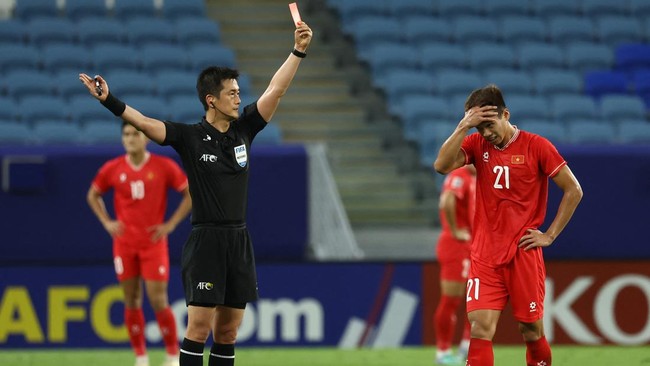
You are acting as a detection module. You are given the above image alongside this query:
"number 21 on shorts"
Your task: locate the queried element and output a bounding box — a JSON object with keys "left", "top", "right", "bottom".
{"left": 467, "top": 277, "right": 480, "bottom": 301}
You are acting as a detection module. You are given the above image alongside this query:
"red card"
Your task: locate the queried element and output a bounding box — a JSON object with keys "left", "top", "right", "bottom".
{"left": 289, "top": 2, "right": 301, "bottom": 26}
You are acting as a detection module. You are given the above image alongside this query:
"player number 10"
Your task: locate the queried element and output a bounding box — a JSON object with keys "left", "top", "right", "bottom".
{"left": 130, "top": 180, "right": 145, "bottom": 200}
{"left": 493, "top": 165, "right": 510, "bottom": 189}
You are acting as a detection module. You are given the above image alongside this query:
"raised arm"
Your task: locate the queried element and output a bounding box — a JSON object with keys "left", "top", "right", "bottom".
{"left": 256, "top": 21, "right": 313, "bottom": 122}
{"left": 79, "top": 73, "right": 167, "bottom": 144}
{"left": 434, "top": 105, "right": 498, "bottom": 174}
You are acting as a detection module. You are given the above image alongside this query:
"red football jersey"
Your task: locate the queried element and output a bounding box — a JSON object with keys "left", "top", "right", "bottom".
{"left": 439, "top": 166, "right": 476, "bottom": 237}
{"left": 461, "top": 128, "right": 566, "bottom": 267}
{"left": 92, "top": 152, "right": 188, "bottom": 246}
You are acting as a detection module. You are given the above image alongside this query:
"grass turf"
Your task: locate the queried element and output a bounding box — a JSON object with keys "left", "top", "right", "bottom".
{"left": 1, "top": 345, "right": 648, "bottom": 366}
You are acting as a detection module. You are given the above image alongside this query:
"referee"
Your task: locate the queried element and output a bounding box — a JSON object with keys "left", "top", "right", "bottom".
{"left": 80, "top": 21, "right": 313, "bottom": 366}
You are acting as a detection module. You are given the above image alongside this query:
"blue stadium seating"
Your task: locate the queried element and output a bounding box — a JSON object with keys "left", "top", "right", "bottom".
{"left": 550, "top": 95, "right": 600, "bottom": 122}
{"left": 438, "top": 0, "right": 483, "bottom": 18}
{"left": 237, "top": 73, "right": 253, "bottom": 96}
{"left": 76, "top": 18, "right": 126, "bottom": 47}
{"left": 596, "top": 16, "right": 643, "bottom": 46}
{"left": 468, "top": 43, "right": 516, "bottom": 71}
{"left": 618, "top": 120, "right": 650, "bottom": 143}
{"left": 0, "top": 98, "right": 17, "bottom": 121}
{"left": 630, "top": 0, "right": 650, "bottom": 18}
{"left": 0, "top": 121, "right": 32, "bottom": 144}
{"left": 436, "top": 70, "right": 482, "bottom": 98}
{"left": 566, "top": 42, "right": 614, "bottom": 73}
{"left": 403, "top": 17, "right": 452, "bottom": 46}
{"left": 126, "top": 18, "right": 176, "bottom": 46}
{"left": 401, "top": 96, "right": 451, "bottom": 141}
{"left": 41, "top": 44, "right": 92, "bottom": 74}
{"left": 188, "top": 44, "right": 237, "bottom": 72}
{"left": 386, "top": 0, "right": 435, "bottom": 20}
{"left": 599, "top": 95, "right": 647, "bottom": 123}
{"left": 614, "top": 44, "right": 650, "bottom": 72}
{"left": 162, "top": 0, "right": 206, "bottom": 19}
{"left": 484, "top": 0, "right": 530, "bottom": 17}
{"left": 69, "top": 96, "right": 115, "bottom": 125}
{"left": 382, "top": 70, "right": 436, "bottom": 108}
{"left": 531, "top": 0, "right": 580, "bottom": 18}
{"left": 79, "top": 122, "right": 121, "bottom": 144}
{"left": 174, "top": 18, "right": 221, "bottom": 48}
{"left": 519, "top": 120, "right": 568, "bottom": 144}
{"left": 364, "top": 43, "right": 418, "bottom": 79}
{"left": 92, "top": 44, "right": 139, "bottom": 72}
{"left": 581, "top": 0, "right": 629, "bottom": 17}
{"left": 155, "top": 70, "right": 197, "bottom": 100}
{"left": 351, "top": 17, "right": 402, "bottom": 52}
{"left": 567, "top": 121, "right": 617, "bottom": 144}
{"left": 0, "top": 45, "right": 39, "bottom": 74}
{"left": 336, "top": 0, "right": 387, "bottom": 25}
{"left": 0, "top": 20, "right": 26, "bottom": 45}
{"left": 113, "top": 0, "right": 157, "bottom": 20}
{"left": 3, "top": 71, "right": 55, "bottom": 101}
{"left": 65, "top": 0, "right": 107, "bottom": 20}
{"left": 121, "top": 96, "right": 168, "bottom": 120}
{"left": 140, "top": 44, "right": 189, "bottom": 74}
{"left": 484, "top": 69, "right": 534, "bottom": 96}
{"left": 507, "top": 95, "right": 552, "bottom": 121}
{"left": 106, "top": 70, "right": 155, "bottom": 98}
{"left": 547, "top": 16, "right": 595, "bottom": 44}
{"left": 499, "top": 16, "right": 547, "bottom": 45}
{"left": 169, "top": 96, "right": 203, "bottom": 123}
{"left": 17, "top": 97, "right": 68, "bottom": 124}
{"left": 419, "top": 43, "right": 467, "bottom": 73}
{"left": 27, "top": 18, "right": 76, "bottom": 46}
{"left": 32, "top": 121, "right": 81, "bottom": 144}
{"left": 255, "top": 123, "right": 283, "bottom": 145}
{"left": 632, "top": 70, "right": 650, "bottom": 105}
{"left": 518, "top": 42, "right": 565, "bottom": 70}
{"left": 533, "top": 69, "right": 583, "bottom": 95}
{"left": 584, "top": 70, "right": 629, "bottom": 98}
{"left": 14, "top": 0, "right": 59, "bottom": 20}
{"left": 54, "top": 71, "right": 90, "bottom": 101}
{"left": 453, "top": 16, "right": 499, "bottom": 44}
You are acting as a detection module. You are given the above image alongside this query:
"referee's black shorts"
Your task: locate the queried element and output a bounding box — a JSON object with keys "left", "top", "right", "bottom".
{"left": 181, "top": 223, "right": 258, "bottom": 307}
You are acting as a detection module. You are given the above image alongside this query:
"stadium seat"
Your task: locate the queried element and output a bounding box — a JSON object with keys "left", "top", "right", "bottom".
{"left": 0, "top": 44, "right": 39, "bottom": 74}
{"left": 581, "top": 0, "right": 629, "bottom": 17}
{"left": 32, "top": 121, "right": 81, "bottom": 144}
{"left": 126, "top": 18, "right": 176, "bottom": 46}
{"left": 365, "top": 44, "right": 419, "bottom": 79}
{"left": 69, "top": 95, "right": 115, "bottom": 125}
{"left": 155, "top": 70, "right": 197, "bottom": 100}
{"left": 518, "top": 42, "right": 565, "bottom": 70}
{"left": 27, "top": 18, "right": 76, "bottom": 46}
{"left": 403, "top": 17, "right": 452, "bottom": 46}
{"left": 567, "top": 121, "right": 617, "bottom": 144}
{"left": 600, "top": 95, "right": 647, "bottom": 123}
{"left": 618, "top": 120, "right": 650, "bottom": 144}
{"left": 484, "top": 0, "right": 530, "bottom": 17}
{"left": 188, "top": 44, "right": 237, "bottom": 72}
{"left": 336, "top": 0, "right": 387, "bottom": 25}
{"left": 583, "top": 70, "right": 629, "bottom": 98}
{"left": 630, "top": 0, "right": 650, "bottom": 19}
{"left": 3, "top": 71, "right": 55, "bottom": 101}
{"left": 41, "top": 44, "right": 92, "bottom": 74}
{"left": 254, "top": 123, "right": 283, "bottom": 145}
{"left": 550, "top": 95, "right": 599, "bottom": 122}
{"left": 419, "top": 43, "right": 467, "bottom": 74}
{"left": 519, "top": 120, "right": 568, "bottom": 144}
{"left": 401, "top": 96, "right": 452, "bottom": 137}
{"left": 92, "top": 44, "right": 139, "bottom": 72}
{"left": 614, "top": 44, "right": 650, "bottom": 72}
{"left": 531, "top": 0, "right": 579, "bottom": 18}
{"left": 499, "top": 16, "right": 547, "bottom": 45}
{"left": 14, "top": 0, "right": 59, "bottom": 20}
{"left": 453, "top": 16, "right": 499, "bottom": 44}
{"left": 0, "top": 121, "right": 32, "bottom": 144}
{"left": 0, "top": 98, "right": 17, "bottom": 121}
{"left": 65, "top": 0, "right": 107, "bottom": 20}
{"left": 0, "top": 20, "right": 26, "bottom": 45}
{"left": 79, "top": 122, "right": 122, "bottom": 144}
{"left": 76, "top": 18, "right": 126, "bottom": 47}
{"left": 350, "top": 17, "right": 402, "bottom": 53}
{"left": 484, "top": 69, "right": 534, "bottom": 96}
{"left": 438, "top": 0, "right": 483, "bottom": 18}
{"left": 596, "top": 16, "right": 643, "bottom": 45}
{"left": 566, "top": 42, "right": 614, "bottom": 73}
{"left": 468, "top": 43, "right": 516, "bottom": 71}
{"left": 507, "top": 95, "right": 551, "bottom": 121}
{"left": 162, "top": 0, "right": 206, "bottom": 19}
{"left": 237, "top": 73, "right": 253, "bottom": 96}
{"left": 169, "top": 96, "right": 203, "bottom": 123}
{"left": 418, "top": 121, "right": 459, "bottom": 167}
{"left": 382, "top": 70, "right": 436, "bottom": 110}
{"left": 632, "top": 70, "right": 650, "bottom": 102}
{"left": 386, "top": 0, "right": 435, "bottom": 20}
{"left": 140, "top": 44, "right": 188, "bottom": 74}
{"left": 533, "top": 69, "right": 583, "bottom": 95}
{"left": 436, "top": 70, "right": 482, "bottom": 97}
{"left": 54, "top": 71, "right": 90, "bottom": 101}
{"left": 105, "top": 70, "right": 155, "bottom": 99}
{"left": 17, "top": 97, "right": 68, "bottom": 124}
{"left": 113, "top": 0, "right": 157, "bottom": 20}
{"left": 547, "top": 16, "right": 595, "bottom": 44}
{"left": 174, "top": 18, "right": 221, "bottom": 48}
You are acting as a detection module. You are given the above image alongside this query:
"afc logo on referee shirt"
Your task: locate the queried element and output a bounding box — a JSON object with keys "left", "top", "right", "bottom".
{"left": 197, "top": 282, "right": 214, "bottom": 290}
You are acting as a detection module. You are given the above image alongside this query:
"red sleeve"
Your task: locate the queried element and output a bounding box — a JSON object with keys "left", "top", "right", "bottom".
{"left": 164, "top": 158, "right": 188, "bottom": 192}
{"left": 460, "top": 133, "right": 480, "bottom": 165}
{"left": 534, "top": 135, "right": 566, "bottom": 178}
{"left": 91, "top": 161, "right": 114, "bottom": 194}
{"left": 442, "top": 169, "right": 467, "bottom": 200}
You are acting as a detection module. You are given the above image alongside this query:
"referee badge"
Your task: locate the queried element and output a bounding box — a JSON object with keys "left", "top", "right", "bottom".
{"left": 234, "top": 144, "right": 248, "bottom": 167}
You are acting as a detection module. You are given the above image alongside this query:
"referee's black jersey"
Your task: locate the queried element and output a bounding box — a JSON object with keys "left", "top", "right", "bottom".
{"left": 161, "top": 102, "right": 266, "bottom": 225}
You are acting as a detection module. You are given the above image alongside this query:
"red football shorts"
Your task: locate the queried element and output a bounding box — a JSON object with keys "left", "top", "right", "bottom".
{"left": 436, "top": 233, "right": 471, "bottom": 282}
{"left": 113, "top": 237, "right": 170, "bottom": 282}
{"left": 466, "top": 247, "right": 546, "bottom": 323}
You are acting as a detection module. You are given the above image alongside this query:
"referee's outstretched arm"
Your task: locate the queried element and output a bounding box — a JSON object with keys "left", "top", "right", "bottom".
{"left": 257, "top": 21, "right": 313, "bottom": 123}
{"left": 79, "top": 73, "right": 167, "bottom": 144}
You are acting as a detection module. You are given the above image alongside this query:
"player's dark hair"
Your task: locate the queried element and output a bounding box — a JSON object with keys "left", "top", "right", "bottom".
{"left": 465, "top": 84, "right": 506, "bottom": 117}
{"left": 197, "top": 66, "right": 240, "bottom": 111}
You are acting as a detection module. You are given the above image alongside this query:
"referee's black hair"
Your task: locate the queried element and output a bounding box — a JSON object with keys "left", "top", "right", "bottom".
{"left": 197, "top": 66, "right": 240, "bottom": 111}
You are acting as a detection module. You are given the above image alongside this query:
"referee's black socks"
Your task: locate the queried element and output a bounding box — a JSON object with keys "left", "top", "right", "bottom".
{"left": 180, "top": 338, "right": 204, "bottom": 366}
{"left": 209, "top": 343, "right": 235, "bottom": 366}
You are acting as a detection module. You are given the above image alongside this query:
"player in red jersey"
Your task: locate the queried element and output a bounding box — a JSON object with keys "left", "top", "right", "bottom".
{"left": 87, "top": 122, "right": 191, "bottom": 366}
{"left": 434, "top": 165, "right": 475, "bottom": 365}
{"left": 434, "top": 85, "right": 583, "bottom": 366}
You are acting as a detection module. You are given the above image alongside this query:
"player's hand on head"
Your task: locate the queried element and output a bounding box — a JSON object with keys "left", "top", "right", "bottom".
{"left": 461, "top": 105, "right": 499, "bottom": 129}
{"left": 294, "top": 21, "right": 312, "bottom": 52}
{"left": 79, "top": 73, "right": 109, "bottom": 102}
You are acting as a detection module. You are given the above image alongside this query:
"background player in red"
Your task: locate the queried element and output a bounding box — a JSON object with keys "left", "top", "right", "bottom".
{"left": 87, "top": 122, "right": 192, "bottom": 366}
{"left": 434, "top": 164, "right": 475, "bottom": 365}
{"left": 434, "top": 85, "right": 583, "bottom": 366}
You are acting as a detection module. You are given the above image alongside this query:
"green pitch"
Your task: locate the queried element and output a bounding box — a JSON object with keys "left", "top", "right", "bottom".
{"left": 0, "top": 345, "right": 648, "bottom": 366}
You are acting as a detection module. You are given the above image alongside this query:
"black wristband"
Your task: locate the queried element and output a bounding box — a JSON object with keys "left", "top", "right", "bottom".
{"left": 100, "top": 92, "right": 126, "bottom": 117}
{"left": 292, "top": 48, "right": 307, "bottom": 58}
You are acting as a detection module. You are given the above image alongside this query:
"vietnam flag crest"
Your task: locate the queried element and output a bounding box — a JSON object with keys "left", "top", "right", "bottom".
{"left": 511, "top": 155, "right": 525, "bottom": 164}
